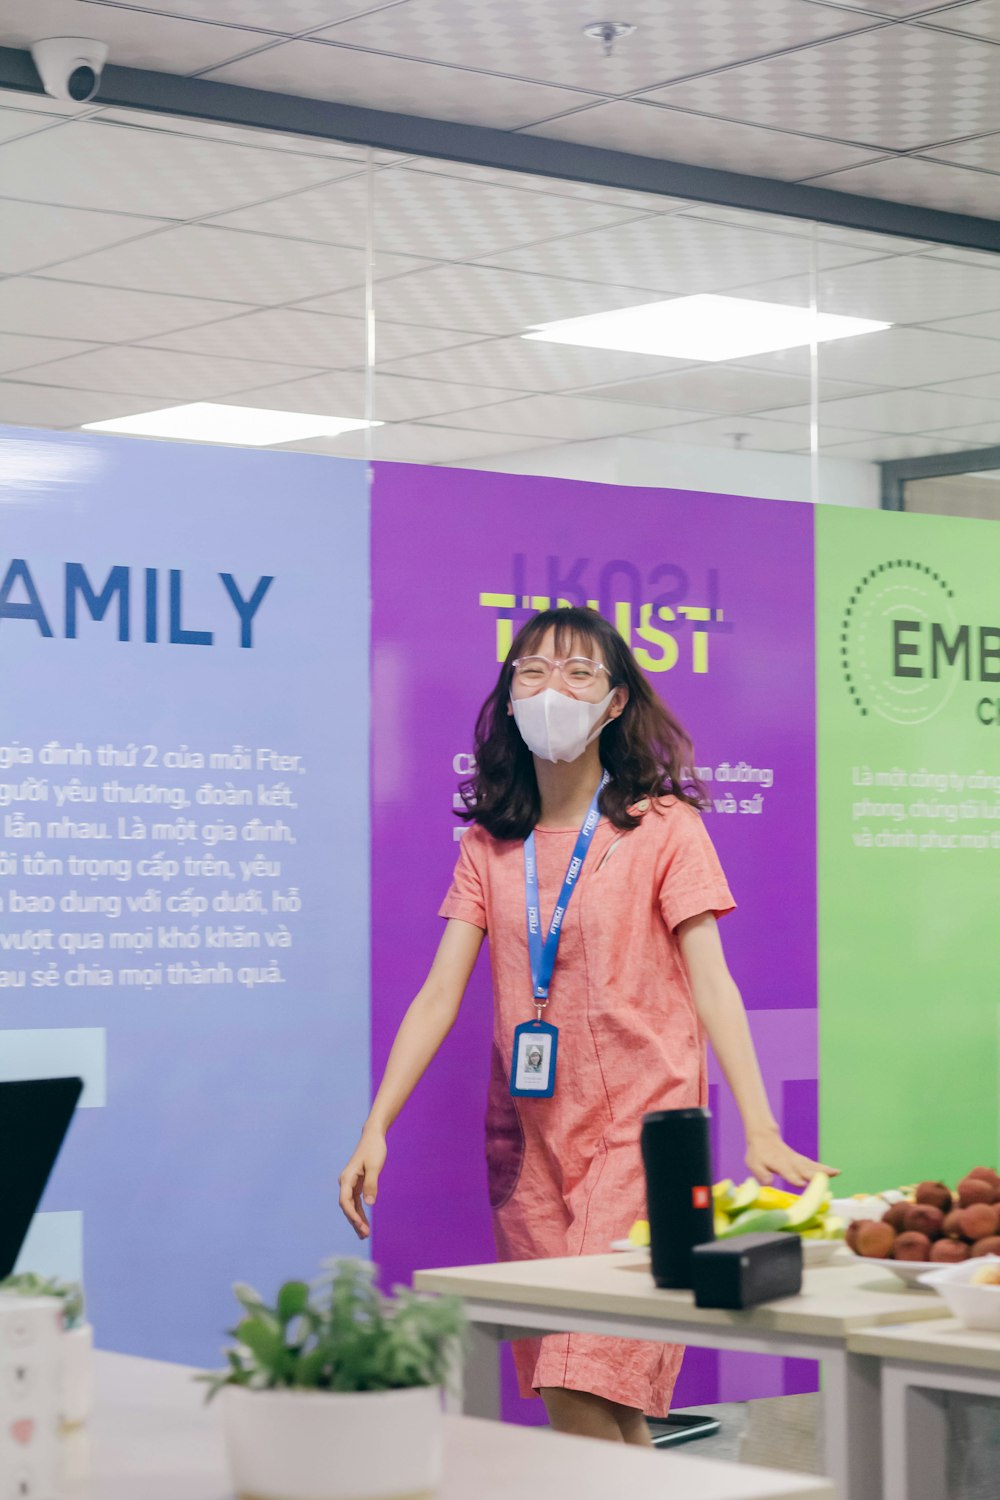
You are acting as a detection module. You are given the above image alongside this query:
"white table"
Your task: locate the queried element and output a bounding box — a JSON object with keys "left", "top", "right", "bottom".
{"left": 72, "top": 1350, "right": 838, "bottom": 1499}
{"left": 848, "top": 1318, "right": 1000, "bottom": 1500}
{"left": 414, "top": 1250, "right": 951, "bottom": 1500}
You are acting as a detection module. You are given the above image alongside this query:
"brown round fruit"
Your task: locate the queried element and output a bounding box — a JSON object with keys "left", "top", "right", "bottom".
{"left": 894, "top": 1231, "right": 932, "bottom": 1262}
{"left": 905, "top": 1204, "right": 944, "bottom": 1238}
{"left": 930, "top": 1239, "right": 970, "bottom": 1263}
{"left": 942, "top": 1209, "right": 968, "bottom": 1240}
{"left": 958, "top": 1204, "right": 1000, "bottom": 1241}
{"left": 957, "top": 1176, "right": 995, "bottom": 1207}
{"left": 855, "top": 1221, "right": 896, "bottom": 1259}
{"left": 915, "top": 1182, "right": 953, "bottom": 1214}
{"left": 883, "top": 1202, "right": 910, "bottom": 1232}
{"left": 970, "top": 1236, "right": 1000, "bottom": 1258}
{"left": 845, "top": 1221, "right": 863, "bottom": 1253}
{"left": 966, "top": 1167, "right": 1000, "bottom": 1187}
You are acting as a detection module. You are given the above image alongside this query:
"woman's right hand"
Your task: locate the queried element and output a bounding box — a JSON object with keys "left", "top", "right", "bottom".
{"left": 338, "top": 1130, "right": 387, "bottom": 1240}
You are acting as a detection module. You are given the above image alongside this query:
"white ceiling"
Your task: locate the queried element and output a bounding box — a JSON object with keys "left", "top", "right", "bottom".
{"left": 0, "top": 0, "right": 1000, "bottom": 465}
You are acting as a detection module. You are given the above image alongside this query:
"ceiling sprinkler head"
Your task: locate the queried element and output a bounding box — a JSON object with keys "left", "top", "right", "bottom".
{"left": 583, "top": 21, "right": 637, "bottom": 57}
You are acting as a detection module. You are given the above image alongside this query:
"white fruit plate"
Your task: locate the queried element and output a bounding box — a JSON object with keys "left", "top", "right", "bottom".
{"left": 851, "top": 1254, "right": 938, "bottom": 1287}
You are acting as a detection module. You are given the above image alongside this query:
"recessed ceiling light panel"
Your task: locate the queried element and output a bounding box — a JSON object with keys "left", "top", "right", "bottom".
{"left": 82, "top": 403, "right": 380, "bottom": 447}
{"left": 524, "top": 294, "right": 890, "bottom": 362}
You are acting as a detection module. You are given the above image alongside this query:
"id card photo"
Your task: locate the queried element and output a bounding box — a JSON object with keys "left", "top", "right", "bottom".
{"left": 513, "top": 1025, "right": 555, "bottom": 1094}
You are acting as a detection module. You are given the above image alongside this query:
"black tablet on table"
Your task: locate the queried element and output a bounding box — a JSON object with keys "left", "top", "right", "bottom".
{"left": 0, "top": 1077, "right": 83, "bottom": 1279}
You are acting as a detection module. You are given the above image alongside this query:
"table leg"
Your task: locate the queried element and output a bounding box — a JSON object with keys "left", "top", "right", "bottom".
{"left": 445, "top": 1321, "right": 502, "bottom": 1420}
{"left": 880, "top": 1366, "right": 950, "bottom": 1500}
{"left": 822, "top": 1350, "right": 882, "bottom": 1500}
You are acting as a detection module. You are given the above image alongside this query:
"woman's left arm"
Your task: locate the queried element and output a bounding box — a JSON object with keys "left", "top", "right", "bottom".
{"left": 676, "top": 911, "right": 839, "bottom": 1187}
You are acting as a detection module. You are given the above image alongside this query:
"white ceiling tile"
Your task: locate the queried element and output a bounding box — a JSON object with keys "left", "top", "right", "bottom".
{"left": 316, "top": 0, "right": 877, "bottom": 94}
{"left": 93, "top": 108, "right": 386, "bottom": 161}
{"left": 12, "top": 345, "right": 322, "bottom": 399}
{"left": 0, "top": 108, "right": 61, "bottom": 147}
{"left": 302, "top": 264, "right": 666, "bottom": 335}
{"left": 377, "top": 335, "right": 688, "bottom": 392}
{"left": 740, "top": 325, "right": 1000, "bottom": 385}
{"left": 42, "top": 224, "right": 384, "bottom": 305}
{"left": 427, "top": 392, "right": 684, "bottom": 441}
{"left": 0, "top": 88, "right": 88, "bottom": 117}
{"left": 0, "top": 201, "right": 164, "bottom": 276}
{"left": 0, "top": 118, "right": 348, "bottom": 218}
{"left": 230, "top": 368, "right": 516, "bottom": 420}
{"left": 646, "top": 25, "right": 1000, "bottom": 152}
{"left": 276, "top": 423, "right": 561, "bottom": 464}
{"left": 526, "top": 100, "right": 886, "bottom": 181}
{"left": 488, "top": 214, "right": 879, "bottom": 296}
{"left": 0, "top": 0, "right": 271, "bottom": 74}
{"left": 144, "top": 306, "right": 478, "bottom": 365}
{"left": 772, "top": 387, "right": 1000, "bottom": 433}
{"left": 0, "top": 278, "right": 254, "bottom": 343}
{"left": 735, "top": 253, "right": 1000, "bottom": 323}
{"left": 585, "top": 365, "right": 877, "bottom": 414}
{"left": 209, "top": 159, "right": 644, "bottom": 259}
{"left": 810, "top": 154, "right": 1000, "bottom": 215}
{"left": 915, "top": 0, "right": 1000, "bottom": 40}
{"left": 102, "top": 0, "right": 392, "bottom": 27}
{"left": 637, "top": 414, "right": 817, "bottom": 452}
{"left": 817, "top": 433, "right": 974, "bottom": 460}
{"left": 921, "top": 310, "right": 1000, "bottom": 341}
{"left": 805, "top": 1, "right": 968, "bottom": 14}
{"left": 676, "top": 203, "right": 930, "bottom": 257}
{"left": 0, "top": 334, "right": 97, "bottom": 377}
{"left": 921, "top": 131, "right": 1000, "bottom": 170}
{"left": 0, "top": 381, "right": 176, "bottom": 429}
{"left": 923, "top": 418, "right": 1000, "bottom": 444}
{"left": 923, "top": 247, "right": 1000, "bottom": 272}
{"left": 397, "top": 157, "right": 689, "bottom": 214}
{"left": 203, "top": 39, "right": 602, "bottom": 130}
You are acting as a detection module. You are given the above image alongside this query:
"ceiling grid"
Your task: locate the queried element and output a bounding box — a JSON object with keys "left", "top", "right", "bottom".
{"left": 0, "top": 0, "right": 998, "bottom": 464}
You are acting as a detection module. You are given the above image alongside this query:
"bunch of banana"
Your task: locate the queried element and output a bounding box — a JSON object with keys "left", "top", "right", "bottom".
{"left": 627, "top": 1172, "right": 843, "bottom": 1248}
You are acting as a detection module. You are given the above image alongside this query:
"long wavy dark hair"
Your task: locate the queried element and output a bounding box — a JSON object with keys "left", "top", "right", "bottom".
{"left": 458, "top": 607, "right": 706, "bottom": 840}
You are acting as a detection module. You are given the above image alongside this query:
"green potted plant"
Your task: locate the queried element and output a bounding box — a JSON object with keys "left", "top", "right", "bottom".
{"left": 0, "top": 1272, "right": 91, "bottom": 1427}
{"left": 203, "top": 1258, "right": 465, "bottom": 1500}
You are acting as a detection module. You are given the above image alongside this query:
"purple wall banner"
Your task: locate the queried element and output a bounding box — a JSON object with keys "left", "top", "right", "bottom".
{"left": 371, "top": 463, "right": 816, "bottom": 1412}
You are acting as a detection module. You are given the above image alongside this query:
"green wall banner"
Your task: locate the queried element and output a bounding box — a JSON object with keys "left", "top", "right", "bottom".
{"left": 817, "top": 506, "right": 1000, "bottom": 1193}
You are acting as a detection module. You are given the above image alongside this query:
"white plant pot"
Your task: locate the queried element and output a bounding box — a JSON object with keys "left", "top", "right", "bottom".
{"left": 222, "top": 1383, "right": 444, "bottom": 1500}
{"left": 60, "top": 1323, "right": 94, "bottom": 1428}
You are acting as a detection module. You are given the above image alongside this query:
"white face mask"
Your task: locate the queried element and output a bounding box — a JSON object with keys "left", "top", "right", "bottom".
{"left": 511, "top": 687, "right": 616, "bottom": 764}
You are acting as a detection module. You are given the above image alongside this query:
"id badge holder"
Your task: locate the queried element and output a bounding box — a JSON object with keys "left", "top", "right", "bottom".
{"left": 510, "top": 1020, "right": 558, "bottom": 1098}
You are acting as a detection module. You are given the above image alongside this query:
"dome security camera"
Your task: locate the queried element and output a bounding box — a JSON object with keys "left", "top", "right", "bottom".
{"left": 30, "top": 37, "right": 109, "bottom": 104}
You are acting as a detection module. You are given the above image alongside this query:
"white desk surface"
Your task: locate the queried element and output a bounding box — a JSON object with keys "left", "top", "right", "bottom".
{"left": 847, "top": 1316, "right": 1000, "bottom": 1373}
{"left": 78, "top": 1350, "right": 836, "bottom": 1500}
{"left": 413, "top": 1250, "right": 950, "bottom": 1340}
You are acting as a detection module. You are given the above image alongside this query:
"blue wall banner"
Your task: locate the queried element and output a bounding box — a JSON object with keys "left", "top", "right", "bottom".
{"left": 0, "top": 427, "right": 369, "bottom": 1362}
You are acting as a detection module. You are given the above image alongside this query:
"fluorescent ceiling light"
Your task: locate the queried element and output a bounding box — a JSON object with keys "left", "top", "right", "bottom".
{"left": 523, "top": 294, "right": 890, "bottom": 362}
{"left": 82, "top": 403, "right": 381, "bottom": 446}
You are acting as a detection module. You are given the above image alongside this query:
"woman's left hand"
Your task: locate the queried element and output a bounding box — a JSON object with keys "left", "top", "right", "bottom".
{"left": 745, "top": 1128, "right": 840, "bottom": 1188}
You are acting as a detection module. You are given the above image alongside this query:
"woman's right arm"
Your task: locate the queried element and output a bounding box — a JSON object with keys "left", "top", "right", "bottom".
{"left": 338, "top": 916, "right": 486, "bottom": 1239}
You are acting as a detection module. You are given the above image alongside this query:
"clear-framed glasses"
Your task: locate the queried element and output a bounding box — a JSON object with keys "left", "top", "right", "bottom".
{"left": 511, "top": 655, "right": 609, "bottom": 691}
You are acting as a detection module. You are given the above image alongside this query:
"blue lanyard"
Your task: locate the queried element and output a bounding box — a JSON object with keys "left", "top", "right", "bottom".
{"left": 524, "top": 771, "right": 609, "bottom": 1016}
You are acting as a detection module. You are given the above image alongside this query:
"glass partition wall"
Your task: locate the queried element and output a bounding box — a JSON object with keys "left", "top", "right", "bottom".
{"left": 2, "top": 90, "right": 1000, "bottom": 511}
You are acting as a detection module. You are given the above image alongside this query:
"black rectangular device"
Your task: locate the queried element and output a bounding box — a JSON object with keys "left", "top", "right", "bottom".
{"left": 0, "top": 1076, "right": 84, "bottom": 1279}
{"left": 690, "top": 1231, "right": 803, "bottom": 1310}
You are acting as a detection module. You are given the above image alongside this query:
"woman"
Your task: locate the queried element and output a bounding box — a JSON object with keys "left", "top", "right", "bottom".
{"left": 339, "top": 606, "right": 835, "bottom": 1446}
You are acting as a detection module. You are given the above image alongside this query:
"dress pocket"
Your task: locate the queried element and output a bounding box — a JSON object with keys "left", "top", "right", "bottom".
{"left": 485, "top": 1042, "right": 525, "bottom": 1210}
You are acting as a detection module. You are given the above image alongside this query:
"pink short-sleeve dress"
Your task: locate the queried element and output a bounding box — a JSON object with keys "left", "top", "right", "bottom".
{"left": 439, "top": 796, "right": 735, "bottom": 1414}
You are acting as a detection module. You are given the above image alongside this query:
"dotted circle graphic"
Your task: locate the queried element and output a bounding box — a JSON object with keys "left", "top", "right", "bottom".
{"left": 840, "top": 560, "right": 957, "bottom": 726}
